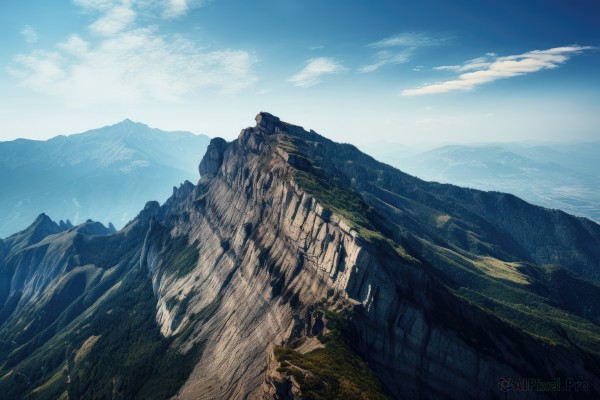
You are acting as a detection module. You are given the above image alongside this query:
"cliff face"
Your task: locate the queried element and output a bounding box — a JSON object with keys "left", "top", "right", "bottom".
{"left": 1, "top": 113, "right": 599, "bottom": 400}
{"left": 143, "top": 129, "right": 367, "bottom": 398}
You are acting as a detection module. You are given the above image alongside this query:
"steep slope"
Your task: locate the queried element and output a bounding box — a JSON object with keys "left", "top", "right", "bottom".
{"left": 0, "top": 113, "right": 599, "bottom": 400}
{"left": 0, "top": 119, "right": 210, "bottom": 238}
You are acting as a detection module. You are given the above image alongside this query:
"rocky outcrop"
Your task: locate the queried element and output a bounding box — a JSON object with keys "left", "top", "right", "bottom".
{"left": 255, "top": 112, "right": 281, "bottom": 132}
{"left": 199, "top": 137, "right": 228, "bottom": 177}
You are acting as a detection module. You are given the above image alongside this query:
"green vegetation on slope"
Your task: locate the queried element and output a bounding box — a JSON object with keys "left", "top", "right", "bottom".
{"left": 279, "top": 136, "right": 416, "bottom": 263}
{"left": 0, "top": 266, "right": 202, "bottom": 400}
{"left": 417, "top": 239, "right": 600, "bottom": 354}
{"left": 68, "top": 268, "right": 203, "bottom": 400}
{"left": 273, "top": 306, "right": 390, "bottom": 400}
{"left": 159, "top": 234, "right": 200, "bottom": 277}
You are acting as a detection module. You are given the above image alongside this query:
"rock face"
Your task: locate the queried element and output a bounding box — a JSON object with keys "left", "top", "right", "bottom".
{"left": 1, "top": 112, "right": 599, "bottom": 400}
{"left": 199, "top": 137, "right": 228, "bottom": 177}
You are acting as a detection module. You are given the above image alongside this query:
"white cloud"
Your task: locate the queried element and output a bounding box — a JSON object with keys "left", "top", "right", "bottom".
{"left": 73, "top": 0, "right": 116, "bottom": 11}
{"left": 10, "top": 28, "right": 257, "bottom": 106}
{"left": 433, "top": 56, "right": 492, "bottom": 73}
{"left": 21, "top": 25, "right": 38, "bottom": 44}
{"left": 11, "top": 51, "right": 66, "bottom": 94}
{"left": 360, "top": 32, "right": 448, "bottom": 73}
{"left": 403, "top": 45, "right": 595, "bottom": 96}
{"left": 289, "top": 57, "right": 346, "bottom": 88}
{"left": 163, "top": 0, "right": 190, "bottom": 18}
{"left": 58, "top": 35, "right": 90, "bottom": 56}
{"left": 73, "top": 0, "right": 205, "bottom": 20}
{"left": 10, "top": 0, "right": 254, "bottom": 106}
{"left": 89, "top": 2, "right": 136, "bottom": 36}
{"left": 368, "top": 32, "right": 447, "bottom": 49}
{"left": 359, "top": 50, "right": 412, "bottom": 73}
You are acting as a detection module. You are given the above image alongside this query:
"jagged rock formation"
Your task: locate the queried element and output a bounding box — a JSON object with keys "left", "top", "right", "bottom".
{"left": 199, "top": 137, "right": 228, "bottom": 177}
{"left": 1, "top": 113, "right": 599, "bottom": 400}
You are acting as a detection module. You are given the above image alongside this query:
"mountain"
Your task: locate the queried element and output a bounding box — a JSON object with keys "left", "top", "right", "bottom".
{"left": 1, "top": 113, "right": 599, "bottom": 399}
{"left": 0, "top": 119, "right": 211, "bottom": 238}
{"left": 508, "top": 141, "right": 600, "bottom": 177}
{"left": 384, "top": 144, "right": 600, "bottom": 223}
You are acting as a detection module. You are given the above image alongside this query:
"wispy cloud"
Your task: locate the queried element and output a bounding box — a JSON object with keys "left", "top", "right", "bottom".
{"left": 73, "top": 0, "right": 206, "bottom": 21}
{"left": 433, "top": 56, "right": 492, "bottom": 73}
{"left": 368, "top": 32, "right": 447, "bottom": 49}
{"left": 10, "top": 0, "right": 255, "bottom": 106}
{"left": 402, "top": 45, "right": 595, "bottom": 96}
{"left": 72, "top": 0, "right": 116, "bottom": 11}
{"left": 289, "top": 57, "right": 346, "bottom": 88}
{"left": 21, "top": 25, "right": 38, "bottom": 44}
{"left": 359, "top": 50, "right": 412, "bottom": 73}
{"left": 89, "top": 2, "right": 136, "bottom": 36}
{"left": 360, "top": 32, "right": 449, "bottom": 73}
{"left": 163, "top": 0, "right": 205, "bottom": 18}
{"left": 58, "top": 34, "right": 90, "bottom": 56}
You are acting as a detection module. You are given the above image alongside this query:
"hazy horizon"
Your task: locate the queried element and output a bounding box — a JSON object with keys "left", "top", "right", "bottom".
{"left": 2, "top": 116, "right": 600, "bottom": 150}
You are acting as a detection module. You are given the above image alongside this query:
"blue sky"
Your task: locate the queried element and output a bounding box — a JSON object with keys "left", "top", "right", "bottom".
{"left": 0, "top": 0, "right": 598, "bottom": 145}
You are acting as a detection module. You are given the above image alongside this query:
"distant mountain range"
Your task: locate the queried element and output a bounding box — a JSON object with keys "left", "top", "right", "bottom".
{"left": 0, "top": 120, "right": 210, "bottom": 238}
{"left": 363, "top": 141, "right": 600, "bottom": 223}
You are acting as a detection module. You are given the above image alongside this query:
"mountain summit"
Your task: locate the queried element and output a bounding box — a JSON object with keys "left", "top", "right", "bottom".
{"left": 0, "top": 113, "right": 599, "bottom": 399}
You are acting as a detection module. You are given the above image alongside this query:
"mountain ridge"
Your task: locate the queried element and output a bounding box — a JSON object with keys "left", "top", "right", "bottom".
{"left": 0, "top": 112, "right": 599, "bottom": 399}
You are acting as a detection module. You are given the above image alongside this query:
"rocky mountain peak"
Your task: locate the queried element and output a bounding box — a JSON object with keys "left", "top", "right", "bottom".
{"left": 1, "top": 213, "right": 67, "bottom": 250}
{"left": 59, "top": 219, "right": 74, "bottom": 230}
{"left": 255, "top": 111, "right": 282, "bottom": 132}
{"left": 32, "top": 212, "right": 53, "bottom": 225}
{"left": 117, "top": 118, "right": 145, "bottom": 128}
{"left": 24, "top": 213, "right": 63, "bottom": 241}
{"left": 254, "top": 111, "right": 314, "bottom": 139}
{"left": 198, "top": 137, "right": 227, "bottom": 177}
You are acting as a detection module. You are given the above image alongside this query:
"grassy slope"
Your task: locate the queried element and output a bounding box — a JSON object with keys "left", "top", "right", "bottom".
{"left": 273, "top": 306, "right": 390, "bottom": 400}
{"left": 282, "top": 136, "right": 416, "bottom": 264}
